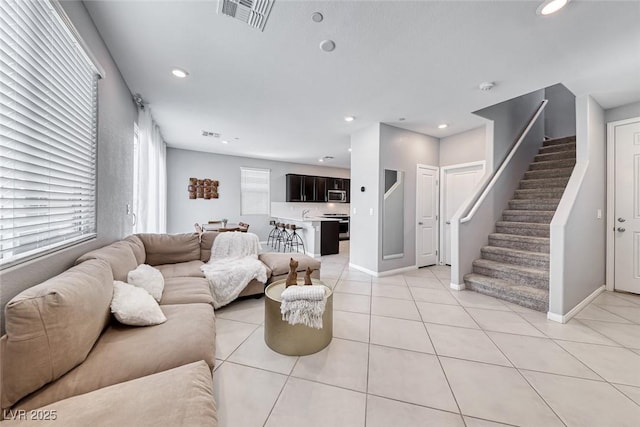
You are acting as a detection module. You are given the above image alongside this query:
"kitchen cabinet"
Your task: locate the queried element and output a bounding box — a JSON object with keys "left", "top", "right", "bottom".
{"left": 344, "top": 179, "right": 351, "bottom": 203}
{"left": 320, "top": 221, "right": 339, "bottom": 255}
{"left": 286, "top": 174, "right": 348, "bottom": 203}
{"left": 315, "top": 177, "right": 327, "bottom": 202}
{"left": 286, "top": 174, "right": 304, "bottom": 202}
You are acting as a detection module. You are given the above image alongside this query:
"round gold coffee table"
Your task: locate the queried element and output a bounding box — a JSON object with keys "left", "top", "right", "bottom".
{"left": 264, "top": 279, "right": 333, "bottom": 356}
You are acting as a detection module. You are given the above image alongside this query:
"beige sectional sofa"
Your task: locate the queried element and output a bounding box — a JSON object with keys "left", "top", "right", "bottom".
{"left": 1, "top": 231, "right": 320, "bottom": 425}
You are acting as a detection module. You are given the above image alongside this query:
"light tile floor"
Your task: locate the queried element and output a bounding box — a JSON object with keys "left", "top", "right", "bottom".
{"left": 213, "top": 243, "right": 640, "bottom": 427}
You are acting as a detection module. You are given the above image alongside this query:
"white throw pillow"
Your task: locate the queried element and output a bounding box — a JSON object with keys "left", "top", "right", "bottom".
{"left": 127, "top": 264, "right": 164, "bottom": 302}
{"left": 111, "top": 281, "right": 167, "bottom": 326}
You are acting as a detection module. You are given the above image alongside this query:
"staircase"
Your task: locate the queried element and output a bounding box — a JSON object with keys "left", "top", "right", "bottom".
{"left": 464, "top": 136, "right": 576, "bottom": 312}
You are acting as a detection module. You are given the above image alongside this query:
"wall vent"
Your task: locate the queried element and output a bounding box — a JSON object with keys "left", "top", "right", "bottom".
{"left": 202, "top": 131, "right": 221, "bottom": 138}
{"left": 218, "top": 0, "right": 275, "bottom": 31}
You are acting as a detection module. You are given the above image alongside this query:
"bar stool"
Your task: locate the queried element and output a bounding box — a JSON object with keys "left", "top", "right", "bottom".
{"left": 284, "top": 224, "right": 305, "bottom": 254}
{"left": 267, "top": 220, "right": 279, "bottom": 247}
{"left": 275, "top": 223, "right": 288, "bottom": 252}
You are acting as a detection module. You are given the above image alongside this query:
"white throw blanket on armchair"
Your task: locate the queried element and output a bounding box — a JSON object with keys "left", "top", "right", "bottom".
{"left": 200, "top": 232, "right": 267, "bottom": 309}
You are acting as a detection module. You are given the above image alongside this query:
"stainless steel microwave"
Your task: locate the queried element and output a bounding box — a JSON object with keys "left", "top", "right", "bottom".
{"left": 327, "top": 189, "right": 347, "bottom": 202}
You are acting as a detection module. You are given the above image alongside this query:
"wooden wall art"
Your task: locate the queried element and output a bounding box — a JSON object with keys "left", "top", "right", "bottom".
{"left": 188, "top": 177, "right": 219, "bottom": 199}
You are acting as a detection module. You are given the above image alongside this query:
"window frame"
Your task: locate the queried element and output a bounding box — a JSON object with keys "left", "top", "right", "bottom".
{"left": 240, "top": 167, "right": 271, "bottom": 216}
{"left": 0, "top": 0, "right": 103, "bottom": 269}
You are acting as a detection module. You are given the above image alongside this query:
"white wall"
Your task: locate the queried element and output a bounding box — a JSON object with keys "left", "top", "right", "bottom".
{"left": 605, "top": 101, "right": 640, "bottom": 123}
{"left": 349, "top": 124, "right": 381, "bottom": 272}
{"left": 544, "top": 83, "right": 576, "bottom": 138}
{"left": 0, "top": 1, "right": 137, "bottom": 333}
{"left": 378, "top": 124, "right": 439, "bottom": 272}
{"left": 549, "top": 95, "right": 606, "bottom": 317}
{"left": 439, "top": 126, "right": 486, "bottom": 167}
{"left": 166, "top": 148, "right": 349, "bottom": 240}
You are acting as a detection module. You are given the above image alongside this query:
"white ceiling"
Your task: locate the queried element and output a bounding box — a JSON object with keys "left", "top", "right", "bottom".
{"left": 85, "top": 0, "right": 640, "bottom": 168}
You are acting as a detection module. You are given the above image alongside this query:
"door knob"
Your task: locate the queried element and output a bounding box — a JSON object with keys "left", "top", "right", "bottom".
{"left": 446, "top": 221, "right": 451, "bottom": 224}
{"left": 617, "top": 227, "right": 626, "bottom": 232}
{"left": 418, "top": 222, "right": 423, "bottom": 225}
{"left": 618, "top": 218, "right": 626, "bottom": 223}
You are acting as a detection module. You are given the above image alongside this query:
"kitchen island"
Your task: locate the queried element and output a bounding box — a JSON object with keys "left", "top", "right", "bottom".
{"left": 272, "top": 216, "right": 340, "bottom": 257}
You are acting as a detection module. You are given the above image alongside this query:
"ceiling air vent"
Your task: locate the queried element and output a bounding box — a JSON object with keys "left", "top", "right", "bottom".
{"left": 218, "top": 0, "right": 275, "bottom": 31}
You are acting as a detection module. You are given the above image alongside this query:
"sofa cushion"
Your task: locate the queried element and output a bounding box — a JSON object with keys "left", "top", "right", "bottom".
{"left": 155, "top": 260, "right": 205, "bottom": 279}
{"left": 1, "top": 259, "right": 114, "bottom": 409}
{"left": 1, "top": 361, "right": 217, "bottom": 427}
{"left": 124, "top": 234, "right": 146, "bottom": 265}
{"left": 161, "top": 277, "right": 213, "bottom": 306}
{"left": 137, "top": 233, "right": 201, "bottom": 265}
{"left": 259, "top": 253, "right": 321, "bottom": 276}
{"left": 13, "top": 303, "right": 215, "bottom": 411}
{"left": 199, "top": 231, "right": 219, "bottom": 262}
{"left": 75, "top": 240, "right": 138, "bottom": 282}
{"left": 127, "top": 264, "right": 165, "bottom": 301}
{"left": 111, "top": 281, "right": 167, "bottom": 326}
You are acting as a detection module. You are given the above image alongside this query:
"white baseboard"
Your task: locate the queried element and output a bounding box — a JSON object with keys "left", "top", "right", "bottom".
{"left": 348, "top": 263, "right": 417, "bottom": 278}
{"left": 547, "top": 285, "right": 605, "bottom": 324}
{"left": 450, "top": 282, "right": 466, "bottom": 291}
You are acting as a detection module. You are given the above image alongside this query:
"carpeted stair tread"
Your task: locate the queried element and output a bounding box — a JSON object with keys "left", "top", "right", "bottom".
{"left": 534, "top": 150, "right": 576, "bottom": 162}
{"left": 495, "top": 221, "right": 550, "bottom": 237}
{"left": 508, "top": 199, "right": 560, "bottom": 211}
{"left": 529, "top": 158, "right": 576, "bottom": 171}
{"left": 538, "top": 142, "right": 576, "bottom": 155}
{"left": 524, "top": 167, "right": 574, "bottom": 180}
{"left": 489, "top": 233, "right": 550, "bottom": 253}
{"left": 502, "top": 210, "right": 555, "bottom": 223}
{"left": 520, "top": 177, "right": 570, "bottom": 189}
{"left": 466, "top": 134, "right": 575, "bottom": 311}
{"left": 464, "top": 273, "right": 549, "bottom": 312}
{"left": 513, "top": 188, "right": 566, "bottom": 199}
{"left": 481, "top": 246, "right": 550, "bottom": 269}
{"left": 543, "top": 136, "right": 576, "bottom": 146}
{"left": 472, "top": 259, "right": 549, "bottom": 289}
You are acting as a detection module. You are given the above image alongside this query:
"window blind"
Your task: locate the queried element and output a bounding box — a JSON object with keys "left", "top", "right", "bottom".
{"left": 0, "top": 0, "right": 99, "bottom": 267}
{"left": 240, "top": 167, "right": 270, "bottom": 215}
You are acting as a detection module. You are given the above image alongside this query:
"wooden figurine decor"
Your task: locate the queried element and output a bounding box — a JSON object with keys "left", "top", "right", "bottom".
{"left": 285, "top": 258, "right": 298, "bottom": 288}
{"left": 188, "top": 177, "right": 219, "bottom": 199}
{"left": 304, "top": 267, "right": 313, "bottom": 285}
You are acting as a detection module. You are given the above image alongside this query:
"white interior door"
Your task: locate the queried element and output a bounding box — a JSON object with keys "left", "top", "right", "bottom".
{"left": 441, "top": 162, "right": 485, "bottom": 265}
{"left": 416, "top": 165, "right": 438, "bottom": 267}
{"left": 614, "top": 119, "right": 640, "bottom": 294}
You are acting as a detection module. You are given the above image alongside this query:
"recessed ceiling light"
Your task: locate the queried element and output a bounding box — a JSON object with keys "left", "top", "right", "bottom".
{"left": 537, "top": 0, "right": 570, "bottom": 15}
{"left": 171, "top": 68, "right": 189, "bottom": 78}
{"left": 344, "top": 116, "right": 355, "bottom": 122}
{"left": 221, "top": 140, "right": 229, "bottom": 144}
{"left": 319, "top": 40, "right": 336, "bottom": 52}
{"left": 438, "top": 124, "right": 448, "bottom": 129}
{"left": 348, "top": 148, "right": 352, "bottom": 152}
{"left": 318, "top": 158, "right": 324, "bottom": 162}
{"left": 311, "top": 12, "right": 323, "bottom": 22}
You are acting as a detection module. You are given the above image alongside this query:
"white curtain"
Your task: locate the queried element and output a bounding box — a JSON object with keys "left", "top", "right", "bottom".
{"left": 134, "top": 107, "right": 167, "bottom": 233}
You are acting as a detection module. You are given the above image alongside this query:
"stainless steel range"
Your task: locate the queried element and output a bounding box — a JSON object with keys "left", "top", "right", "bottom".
{"left": 322, "top": 213, "right": 350, "bottom": 240}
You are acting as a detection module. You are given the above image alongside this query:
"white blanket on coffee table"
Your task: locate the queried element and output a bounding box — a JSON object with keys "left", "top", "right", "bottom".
{"left": 201, "top": 232, "right": 267, "bottom": 309}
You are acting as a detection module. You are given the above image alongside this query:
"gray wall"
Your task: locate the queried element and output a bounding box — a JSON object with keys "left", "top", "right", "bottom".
{"left": 451, "top": 90, "right": 545, "bottom": 286}
{"left": 474, "top": 90, "right": 546, "bottom": 168}
{"left": 378, "top": 124, "right": 439, "bottom": 273}
{"left": 0, "top": 1, "right": 137, "bottom": 333}
{"left": 439, "top": 126, "right": 486, "bottom": 167}
{"left": 549, "top": 95, "right": 606, "bottom": 316}
{"left": 605, "top": 101, "right": 640, "bottom": 123}
{"left": 544, "top": 84, "right": 576, "bottom": 139}
{"left": 349, "top": 124, "right": 381, "bottom": 272}
{"left": 166, "top": 148, "right": 349, "bottom": 240}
